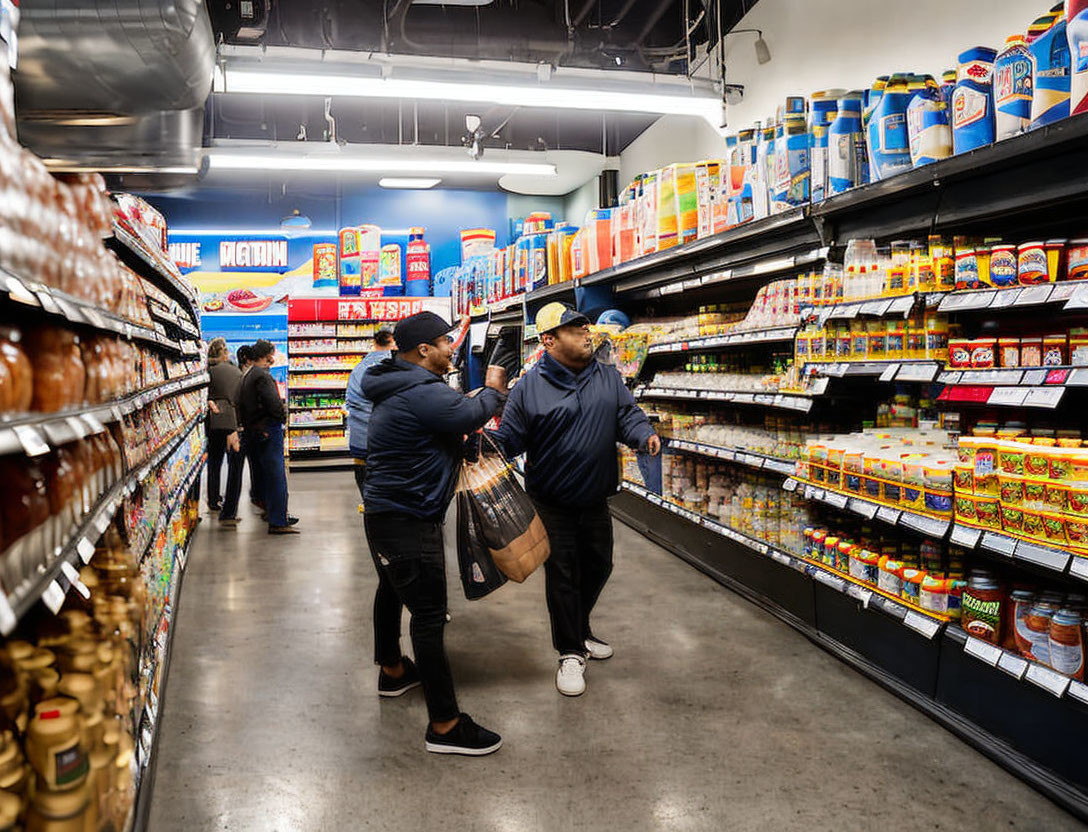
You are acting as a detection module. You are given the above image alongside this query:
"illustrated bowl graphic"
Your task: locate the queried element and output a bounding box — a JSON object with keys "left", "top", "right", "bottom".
{"left": 203, "top": 297, "right": 224, "bottom": 312}
{"left": 226, "top": 288, "right": 273, "bottom": 312}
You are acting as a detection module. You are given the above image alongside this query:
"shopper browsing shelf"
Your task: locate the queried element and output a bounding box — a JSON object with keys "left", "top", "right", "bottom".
{"left": 492, "top": 302, "right": 660, "bottom": 697}
{"left": 362, "top": 311, "right": 507, "bottom": 756}
{"left": 236, "top": 345, "right": 264, "bottom": 513}
{"left": 206, "top": 338, "right": 244, "bottom": 526}
{"left": 345, "top": 327, "right": 394, "bottom": 504}
{"left": 238, "top": 339, "right": 298, "bottom": 535}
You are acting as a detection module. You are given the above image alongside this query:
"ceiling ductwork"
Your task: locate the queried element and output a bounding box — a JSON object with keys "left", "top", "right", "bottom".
{"left": 14, "top": 0, "right": 216, "bottom": 182}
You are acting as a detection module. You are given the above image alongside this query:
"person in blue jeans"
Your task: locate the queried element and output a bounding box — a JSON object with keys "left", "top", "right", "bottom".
{"left": 345, "top": 327, "right": 394, "bottom": 503}
{"left": 237, "top": 339, "right": 299, "bottom": 535}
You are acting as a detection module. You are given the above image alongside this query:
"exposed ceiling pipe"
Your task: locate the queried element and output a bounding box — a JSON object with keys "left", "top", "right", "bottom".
{"left": 605, "top": 0, "right": 641, "bottom": 29}
{"left": 572, "top": 0, "right": 597, "bottom": 27}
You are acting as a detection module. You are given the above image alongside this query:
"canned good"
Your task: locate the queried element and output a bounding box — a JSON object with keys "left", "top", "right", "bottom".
{"left": 955, "top": 249, "right": 980, "bottom": 290}
{"left": 1043, "top": 334, "right": 1067, "bottom": 366}
{"left": 1018, "top": 241, "right": 1049, "bottom": 284}
{"left": 1068, "top": 238, "right": 1088, "bottom": 280}
{"left": 969, "top": 338, "right": 996, "bottom": 368}
{"left": 999, "top": 337, "right": 1020, "bottom": 367}
{"left": 989, "top": 244, "right": 1019, "bottom": 286}
{"left": 1020, "top": 337, "right": 1043, "bottom": 367}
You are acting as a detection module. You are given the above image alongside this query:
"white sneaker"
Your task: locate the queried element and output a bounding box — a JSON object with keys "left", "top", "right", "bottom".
{"left": 584, "top": 637, "right": 613, "bottom": 660}
{"left": 556, "top": 655, "right": 587, "bottom": 696}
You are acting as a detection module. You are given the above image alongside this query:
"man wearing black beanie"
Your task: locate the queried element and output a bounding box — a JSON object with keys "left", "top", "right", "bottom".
{"left": 362, "top": 311, "right": 508, "bottom": 756}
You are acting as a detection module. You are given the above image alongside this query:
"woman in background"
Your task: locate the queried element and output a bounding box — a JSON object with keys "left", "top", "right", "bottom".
{"left": 206, "top": 338, "right": 244, "bottom": 526}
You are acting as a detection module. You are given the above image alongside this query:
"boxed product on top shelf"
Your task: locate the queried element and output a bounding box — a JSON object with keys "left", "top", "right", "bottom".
{"left": 955, "top": 421, "right": 1088, "bottom": 551}
{"left": 798, "top": 424, "right": 958, "bottom": 518}
{"left": 338, "top": 323, "right": 379, "bottom": 338}
{"left": 289, "top": 372, "right": 350, "bottom": 389}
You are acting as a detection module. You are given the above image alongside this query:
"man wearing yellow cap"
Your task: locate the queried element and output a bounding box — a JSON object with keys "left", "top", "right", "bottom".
{"left": 492, "top": 302, "right": 660, "bottom": 696}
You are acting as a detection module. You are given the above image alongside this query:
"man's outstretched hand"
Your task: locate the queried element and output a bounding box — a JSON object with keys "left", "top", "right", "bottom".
{"left": 647, "top": 434, "right": 662, "bottom": 456}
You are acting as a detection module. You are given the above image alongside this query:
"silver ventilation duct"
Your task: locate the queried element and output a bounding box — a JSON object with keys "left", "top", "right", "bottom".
{"left": 13, "top": 0, "right": 215, "bottom": 182}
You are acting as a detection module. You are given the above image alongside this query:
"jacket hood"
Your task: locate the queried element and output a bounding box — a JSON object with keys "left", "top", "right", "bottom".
{"left": 362, "top": 356, "right": 444, "bottom": 404}
{"left": 538, "top": 351, "right": 598, "bottom": 391}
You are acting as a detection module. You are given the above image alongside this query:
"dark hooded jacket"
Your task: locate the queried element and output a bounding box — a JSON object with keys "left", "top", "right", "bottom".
{"left": 492, "top": 352, "right": 654, "bottom": 507}
{"left": 363, "top": 357, "right": 503, "bottom": 519}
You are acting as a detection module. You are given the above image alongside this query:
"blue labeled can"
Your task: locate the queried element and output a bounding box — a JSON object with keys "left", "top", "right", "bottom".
{"left": 952, "top": 46, "right": 997, "bottom": 154}
{"left": 827, "top": 91, "right": 866, "bottom": 196}
{"left": 1030, "top": 14, "right": 1071, "bottom": 129}
{"left": 867, "top": 73, "right": 914, "bottom": 180}
{"left": 907, "top": 76, "right": 952, "bottom": 166}
{"left": 995, "top": 35, "right": 1034, "bottom": 139}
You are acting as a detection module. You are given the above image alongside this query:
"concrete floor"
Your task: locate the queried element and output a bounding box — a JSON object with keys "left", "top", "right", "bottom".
{"left": 149, "top": 472, "right": 1085, "bottom": 831}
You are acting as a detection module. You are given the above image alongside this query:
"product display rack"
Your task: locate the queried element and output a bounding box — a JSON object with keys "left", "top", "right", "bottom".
{"left": 541, "top": 119, "right": 1088, "bottom": 819}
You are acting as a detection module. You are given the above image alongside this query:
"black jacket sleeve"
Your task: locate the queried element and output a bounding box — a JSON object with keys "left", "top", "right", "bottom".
{"left": 414, "top": 384, "right": 504, "bottom": 435}
{"left": 490, "top": 380, "right": 529, "bottom": 459}
{"left": 613, "top": 367, "right": 654, "bottom": 450}
{"left": 257, "top": 371, "right": 286, "bottom": 424}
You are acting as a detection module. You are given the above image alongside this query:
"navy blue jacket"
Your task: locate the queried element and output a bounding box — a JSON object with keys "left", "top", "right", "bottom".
{"left": 493, "top": 352, "right": 654, "bottom": 507}
{"left": 363, "top": 357, "right": 503, "bottom": 519}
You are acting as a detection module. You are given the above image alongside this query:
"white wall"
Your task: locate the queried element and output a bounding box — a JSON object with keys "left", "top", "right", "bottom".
{"left": 617, "top": 115, "right": 729, "bottom": 186}
{"left": 563, "top": 177, "right": 599, "bottom": 225}
{"left": 723, "top": 0, "right": 1045, "bottom": 129}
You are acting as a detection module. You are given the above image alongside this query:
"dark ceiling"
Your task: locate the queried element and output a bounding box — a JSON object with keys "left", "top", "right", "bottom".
{"left": 204, "top": 0, "right": 758, "bottom": 156}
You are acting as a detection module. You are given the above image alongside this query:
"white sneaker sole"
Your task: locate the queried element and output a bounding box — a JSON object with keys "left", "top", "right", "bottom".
{"left": 585, "top": 645, "right": 613, "bottom": 660}
{"left": 557, "top": 684, "right": 586, "bottom": 697}
{"left": 378, "top": 680, "right": 421, "bottom": 698}
{"left": 425, "top": 738, "right": 503, "bottom": 756}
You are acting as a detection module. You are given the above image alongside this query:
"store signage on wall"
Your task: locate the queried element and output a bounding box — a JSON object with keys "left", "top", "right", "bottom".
{"left": 168, "top": 241, "right": 202, "bottom": 271}
{"left": 219, "top": 239, "right": 289, "bottom": 270}
{"left": 340, "top": 299, "right": 429, "bottom": 320}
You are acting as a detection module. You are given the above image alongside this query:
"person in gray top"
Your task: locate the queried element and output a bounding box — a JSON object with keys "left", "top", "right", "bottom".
{"left": 206, "top": 338, "right": 244, "bottom": 526}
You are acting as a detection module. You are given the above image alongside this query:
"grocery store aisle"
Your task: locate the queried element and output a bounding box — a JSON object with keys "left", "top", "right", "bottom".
{"left": 149, "top": 473, "right": 1083, "bottom": 831}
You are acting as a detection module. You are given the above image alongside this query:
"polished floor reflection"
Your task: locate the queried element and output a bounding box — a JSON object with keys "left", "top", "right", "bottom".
{"left": 149, "top": 472, "right": 1083, "bottom": 830}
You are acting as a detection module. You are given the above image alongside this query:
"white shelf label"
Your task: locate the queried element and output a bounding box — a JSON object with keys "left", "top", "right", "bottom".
{"left": 989, "top": 288, "right": 1022, "bottom": 308}
{"left": 849, "top": 498, "right": 878, "bottom": 519}
{"left": 1023, "top": 387, "right": 1064, "bottom": 409}
{"left": 1051, "top": 283, "right": 1080, "bottom": 303}
{"left": 1069, "top": 557, "right": 1088, "bottom": 583}
{"left": 76, "top": 537, "right": 95, "bottom": 564}
{"left": 811, "top": 377, "right": 830, "bottom": 396}
{"left": 60, "top": 562, "right": 90, "bottom": 599}
{"left": 950, "top": 525, "right": 982, "bottom": 549}
{"left": 876, "top": 506, "right": 902, "bottom": 525}
{"left": 896, "top": 363, "right": 940, "bottom": 382}
{"left": 888, "top": 296, "right": 914, "bottom": 315}
{"left": 981, "top": 532, "right": 1017, "bottom": 557}
{"left": 958, "top": 292, "right": 995, "bottom": 310}
{"left": 1025, "top": 663, "right": 1071, "bottom": 698}
{"left": 1014, "top": 541, "right": 1070, "bottom": 573}
{"left": 1015, "top": 285, "right": 1054, "bottom": 306}
{"left": 825, "top": 491, "right": 849, "bottom": 509}
{"left": 782, "top": 477, "right": 799, "bottom": 492}
{"left": 964, "top": 636, "right": 1003, "bottom": 666}
{"left": 846, "top": 584, "right": 873, "bottom": 608}
{"left": 1068, "top": 680, "right": 1088, "bottom": 705}
{"left": 1021, "top": 369, "right": 1048, "bottom": 386}
{"left": 13, "top": 425, "right": 50, "bottom": 457}
{"left": 899, "top": 512, "right": 949, "bottom": 538}
{"left": 770, "top": 550, "right": 793, "bottom": 566}
{"left": 1063, "top": 283, "right": 1088, "bottom": 310}
{"left": 0, "top": 593, "right": 15, "bottom": 636}
{"left": 937, "top": 371, "right": 963, "bottom": 385}
{"left": 814, "top": 570, "right": 847, "bottom": 592}
{"left": 64, "top": 416, "right": 88, "bottom": 439}
{"left": 988, "top": 387, "right": 1028, "bottom": 406}
{"left": 997, "top": 652, "right": 1029, "bottom": 680}
{"left": 903, "top": 611, "right": 942, "bottom": 639}
{"left": 878, "top": 363, "right": 901, "bottom": 382}
{"left": 41, "top": 580, "right": 66, "bottom": 614}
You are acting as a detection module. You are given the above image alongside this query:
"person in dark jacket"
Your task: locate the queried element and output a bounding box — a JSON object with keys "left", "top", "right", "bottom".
{"left": 345, "top": 327, "right": 394, "bottom": 503}
{"left": 236, "top": 345, "right": 263, "bottom": 511}
{"left": 492, "top": 302, "right": 660, "bottom": 697}
{"left": 206, "top": 338, "right": 244, "bottom": 526}
{"left": 238, "top": 339, "right": 298, "bottom": 535}
{"left": 363, "top": 311, "right": 506, "bottom": 756}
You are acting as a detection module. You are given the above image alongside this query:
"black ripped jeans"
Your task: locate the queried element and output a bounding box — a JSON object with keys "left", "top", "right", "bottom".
{"left": 532, "top": 499, "right": 614, "bottom": 658}
{"left": 364, "top": 511, "right": 458, "bottom": 723}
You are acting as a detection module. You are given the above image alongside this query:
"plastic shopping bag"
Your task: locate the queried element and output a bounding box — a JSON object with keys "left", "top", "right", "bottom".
{"left": 461, "top": 438, "right": 549, "bottom": 583}
{"left": 456, "top": 486, "right": 507, "bottom": 600}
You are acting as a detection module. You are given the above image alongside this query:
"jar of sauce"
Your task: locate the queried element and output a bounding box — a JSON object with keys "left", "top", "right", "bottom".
{"left": 1049, "top": 607, "right": 1085, "bottom": 680}
{"left": 962, "top": 572, "right": 1005, "bottom": 644}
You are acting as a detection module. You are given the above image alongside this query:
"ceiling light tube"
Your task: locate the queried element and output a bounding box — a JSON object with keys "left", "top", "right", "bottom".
{"left": 207, "top": 152, "right": 556, "bottom": 177}
{"left": 378, "top": 177, "right": 442, "bottom": 189}
{"left": 216, "top": 67, "right": 721, "bottom": 123}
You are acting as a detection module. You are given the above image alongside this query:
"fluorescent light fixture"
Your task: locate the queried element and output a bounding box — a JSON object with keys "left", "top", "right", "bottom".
{"left": 207, "top": 151, "right": 556, "bottom": 177}
{"left": 378, "top": 177, "right": 442, "bottom": 189}
{"left": 216, "top": 67, "right": 721, "bottom": 123}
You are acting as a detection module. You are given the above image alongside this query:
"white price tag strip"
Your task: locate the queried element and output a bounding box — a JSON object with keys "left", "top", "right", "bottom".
{"left": 64, "top": 416, "right": 88, "bottom": 439}
{"left": 813, "top": 571, "right": 846, "bottom": 592}
{"left": 782, "top": 478, "right": 799, "bottom": 492}
{"left": 846, "top": 584, "right": 873, "bottom": 608}
{"left": 1025, "top": 663, "right": 1071, "bottom": 698}
{"left": 825, "top": 491, "right": 849, "bottom": 509}
{"left": 811, "top": 377, "right": 830, "bottom": 396}
{"left": 0, "top": 593, "right": 15, "bottom": 636}
{"left": 950, "top": 524, "right": 982, "bottom": 549}
{"left": 1069, "top": 557, "right": 1088, "bottom": 583}
{"left": 899, "top": 512, "right": 949, "bottom": 538}
{"left": 1021, "top": 369, "right": 1049, "bottom": 386}
{"left": 896, "top": 363, "right": 940, "bottom": 382}
{"left": 849, "top": 498, "right": 878, "bottom": 519}
{"left": 13, "top": 425, "right": 50, "bottom": 457}
{"left": 770, "top": 550, "right": 792, "bottom": 566}
{"left": 902, "top": 611, "right": 942, "bottom": 639}
{"left": 889, "top": 296, "right": 914, "bottom": 316}
{"left": 1068, "top": 680, "right": 1088, "bottom": 706}
{"left": 1014, "top": 541, "right": 1070, "bottom": 573}
{"left": 877, "top": 506, "right": 902, "bottom": 525}
{"left": 936, "top": 371, "right": 963, "bottom": 384}
{"left": 964, "top": 636, "right": 1003, "bottom": 666}
{"left": 60, "top": 562, "right": 90, "bottom": 599}
{"left": 76, "top": 537, "right": 96, "bottom": 564}
{"left": 989, "top": 288, "right": 1022, "bottom": 308}
{"left": 1023, "top": 387, "right": 1065, "bottom": 409}
{"left": 988, "top": 387, "right": 1028, "bottom": 406}
{"left": 41, "top": 580, "right": 66, "bottom": 614}
{"left": 1016, "top": 285, "right": 1054, "bottom": 306}
{"left": 981, "top": 532, "right": 1017, "bottom": 557}
{"left": 878, "top": 364, "right": 900, "bottom": 382}
{"left": 997, "top": 652, "right": 1029, "bottom": 680}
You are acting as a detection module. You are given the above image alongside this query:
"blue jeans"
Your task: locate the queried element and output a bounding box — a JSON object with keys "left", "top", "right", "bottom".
{"left": 254, "top": 422, "right": 289, "bottom": 526}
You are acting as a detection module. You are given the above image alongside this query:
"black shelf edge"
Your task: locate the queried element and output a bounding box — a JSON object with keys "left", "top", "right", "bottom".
{"left": 107, "top": 224, "right": 199, "bottom": 323}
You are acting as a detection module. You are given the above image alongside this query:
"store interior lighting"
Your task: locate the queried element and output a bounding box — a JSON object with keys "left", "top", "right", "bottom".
{"left": 205, "top": 150, "right": 557, "bottom": 178}
{"left": 378, "top": 177, "right": 442, "bottom": 189}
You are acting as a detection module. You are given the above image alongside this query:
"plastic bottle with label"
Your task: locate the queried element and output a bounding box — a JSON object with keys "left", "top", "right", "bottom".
{"left": 867, "top": 73, "right": 914, "bottom": 180}
{"left": 1070, "top": 0, "right": 1088, "bottom": 113}
{"left": 952, "top": 46, "right": 998, "bottom": 154}
{"left": 405, "top": 227, "right": 431, "bottom": 297}
{"left": 995, "top": 35, "right": 1035, "bottom": 139}
{"left": 907, "top": 75, "right": 953, "bottom": 167}
{"left": 827, "top": 91, "right": 867, "bottom": 197}
{"left": 1030, "top": 11, "right": 1071, "bottom": 129}
{"left": 862, "top": 76, "right": 889, "bottom": 182}
{"left": 939, "top": 69, "right": 957, "bottom": 108}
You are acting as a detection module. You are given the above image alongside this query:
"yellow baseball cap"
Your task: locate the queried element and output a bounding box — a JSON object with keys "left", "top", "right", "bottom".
{"left": 535, "top": 302, "right": 589, "bottom": 334}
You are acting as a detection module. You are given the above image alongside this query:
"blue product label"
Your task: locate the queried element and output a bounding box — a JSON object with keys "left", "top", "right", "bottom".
{"left": 995, "top": 55, "right": 1033, "bottom": 114}
{"left": 879, "top": 112, "right": 910, "bottom": 152}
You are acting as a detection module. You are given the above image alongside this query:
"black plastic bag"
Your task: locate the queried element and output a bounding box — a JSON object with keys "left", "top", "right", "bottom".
{"left": 456, "top": 487, "right": 507, "bottom": 600}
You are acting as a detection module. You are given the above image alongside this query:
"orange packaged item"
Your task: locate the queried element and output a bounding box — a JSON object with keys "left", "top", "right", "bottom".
{"left": 1045, "top": 239, "right": 1066, "bottom": 282}
{"left": 1018, "top": 241, "right": 1049, "bottom": 284}
{"left": 1020, "top": 337, "right": 1043, "bottom": 367}
{"left": 948, "top": 338, "right": 971, "bottom": 367}
{"left": 1068, "top": 238, "right": 1088, "bottom": 280}
{"left": 969, "top": 338, "right": 996, "bottom": 368}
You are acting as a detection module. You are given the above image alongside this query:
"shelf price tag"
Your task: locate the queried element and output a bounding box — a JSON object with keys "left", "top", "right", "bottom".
{"left": 849, "top": 498, "right": 878, "bottom": 519}
{"left": 1050, "top": 283, "right": 1080, "bottom": 303}
{"left": 988, "top": 387, "right": 1028, "bottom": 407}
{"left": 898, "top": 512, "right": 949, "bottom": 538}
{"left": 846, "top": 584, "right": 873, "bottom": 608}
{"left": 1015, "top": 285, "right": 1054, "bottom": 306}
{"left": 76, "top": 537, "right": 96, "bottom": 564}
{"left": 981, "top": 532, "right": 1017, "bottom": 557}
{"left": 950, "top": 524, "right": 982, "bottom": 549}
{"left": 878, "top": 363, "right": 900, "bottom": 382}
{"left": 1063, "top": 284, "right": 1088, "bottom": 309}
{"left": 1014, "top": 541, "right": 1070, "bottom": 573}
{"left": 1067, "top": 680, "right": 1088, "bottom": 706}
{"left": 60, "top": 562, "right": 90, "bottom": 600}
{"left": 936, "top": 371, "right": 962, "bottom": 385}
{"left": 813, "top": 570, "right": 847, "bottom": 592}
{"left": 888, "top": 296, "right": 915, "bottom": 316}
{"left": 782, "top": 477, "right": 799, "bottom": 492}
{"left": 1069, "top": 557, "right": 1088, "bottom": 583}
{"left": 876, "top": 506, "right": 902, "bottom": 525}
{"left": 957, "top": 292, "right": 995, "bottom": 311}
{"left": 13, "top": 425, "right": 50, "bottom": 457}
{"left": 1021, "top": 369, "right": 1049, "bottom": 386}
{"left": 896, "top": 363, "right": 940, "bottom": 382}
{"left": 989, "top": 288, "right": 1022, "bottom": 308}
{"left": 4, "top": 275, "right": 39, "bottom": 306}
{"left": 903, "top": 611, "right": 942, "bottom": 639}
{"left": 1023, "top": 387, "right": 1064, "bottom": 409}
{"left": 997, "top": 652, "right": 1029, "bottom": 680}
{"left": 964, "top": 636, "right": 1003, "bottom": 666}
{"left": 0, "top": 593, "right": 15, "bottom": 637}
{"left": 825, "top": 491, "right": 849, "bottom": 509}
{"left": 41, "top": 580, "right": 66, "bottom": 615}
{"left": 1025, "top": 663, "right": 1071, "bottom": 697}
{"left": 770, "top": 550, "right": 793, "bottom": 567}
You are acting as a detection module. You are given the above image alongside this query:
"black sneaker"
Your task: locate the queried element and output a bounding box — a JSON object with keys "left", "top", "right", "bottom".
{"left": 425, "top": 713, "right": 502, "bottom": 756}
{"left": 286, "top": 515, "right": 300, "bottom": 526}
{"left": 378, "top": 657, "right": 421, "bottom": 698}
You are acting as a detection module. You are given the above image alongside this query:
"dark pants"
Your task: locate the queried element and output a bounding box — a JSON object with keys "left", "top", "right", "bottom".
{"left": 253, "top": 422, "right": 289, "bottom": 527}
{"left": 364, "top": 511, "right": 458, "bottom": 724}
{"left": 208, "top": 429, "right": 244, "bottom": 519}
{"left": 242, "top": 432, "right": 263, "bottom": 506}
{"left": 353, "top": 459, "right": 367, "bottom": 501}
{"left": 533, "top": 499, "right": 614, "bottom": 657}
